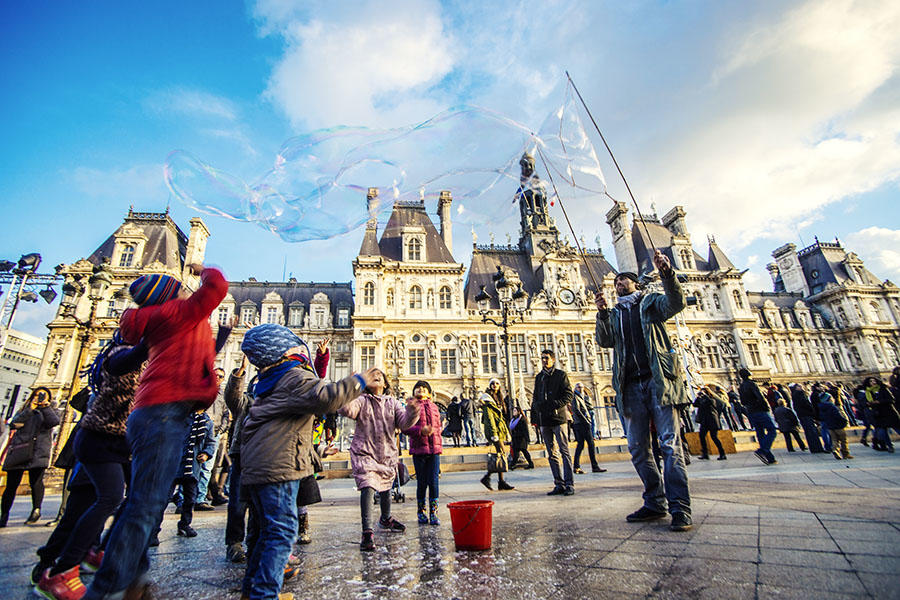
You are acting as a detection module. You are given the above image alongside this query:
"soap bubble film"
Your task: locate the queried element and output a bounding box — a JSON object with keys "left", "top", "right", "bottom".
{"left": 165, "top": 87, "right": 607, "bottom": 243}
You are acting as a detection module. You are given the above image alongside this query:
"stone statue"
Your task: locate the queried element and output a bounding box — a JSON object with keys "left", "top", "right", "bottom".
{"left": 516, "top": 152, "right": 549, "bottom": 230}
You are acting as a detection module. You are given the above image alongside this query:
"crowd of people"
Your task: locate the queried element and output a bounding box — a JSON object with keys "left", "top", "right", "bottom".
{"left": 0, "top": 253, "right": 897, "bottom": 599}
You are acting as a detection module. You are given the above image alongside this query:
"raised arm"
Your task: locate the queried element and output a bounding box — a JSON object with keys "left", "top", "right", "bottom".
{"left": 339, "top": 395, "right": 364, "bottom": 420}
{"left": 394, "top": 397, "right": 420, "bottom": 431}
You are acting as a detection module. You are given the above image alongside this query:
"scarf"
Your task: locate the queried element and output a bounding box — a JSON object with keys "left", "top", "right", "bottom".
{"left": 254, "top": 354, "right": 314, "bottom": 398}
{"left": 616, "top": 290, "right": 643, "bottom": 309}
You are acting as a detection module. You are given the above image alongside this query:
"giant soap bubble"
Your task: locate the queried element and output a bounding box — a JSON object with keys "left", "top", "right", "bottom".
{"left": 165, "top": 87, "right": 607, "bottom": 242}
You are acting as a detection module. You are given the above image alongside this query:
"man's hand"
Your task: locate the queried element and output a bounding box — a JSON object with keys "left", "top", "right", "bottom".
{"left": 235, "top": 354, "right": 248, "bottom": 378}
{"left": 317, "top": 337, "right": 330, "bottom": 354}
{"left": 594, "top": 291, "right": 608, "bottom": 311}
{"left": 187, "top": 263, "right": 204, "bottom": 276}
{"left": 653, "top": 250, "right": 672, "bottom": 275}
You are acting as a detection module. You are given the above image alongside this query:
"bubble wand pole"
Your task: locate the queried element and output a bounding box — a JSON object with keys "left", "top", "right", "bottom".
{"left": 534, "top": 144, "right": 600, "bottom": 290}
{"left": 565, "top": 71, "right": 657, "bottom": 255}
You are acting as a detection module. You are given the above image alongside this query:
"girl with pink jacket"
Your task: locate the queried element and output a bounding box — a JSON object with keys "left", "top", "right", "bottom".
{"left": 402, "top": 380, "right": 443, "bottom": 525}
{"left": 340, "top": 369, "right": 420, "bottom": 551}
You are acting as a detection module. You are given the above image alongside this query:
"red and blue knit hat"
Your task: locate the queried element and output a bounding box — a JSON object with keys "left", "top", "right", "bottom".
{"left": 129, "top": 274, "right": 182, "bottom": 306}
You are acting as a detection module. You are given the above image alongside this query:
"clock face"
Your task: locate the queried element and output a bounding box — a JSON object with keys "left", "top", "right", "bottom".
{"left": 558, "top": 288, "right": 575, "bottom": 305}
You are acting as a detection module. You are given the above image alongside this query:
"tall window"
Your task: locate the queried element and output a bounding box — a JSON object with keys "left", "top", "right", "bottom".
{"left": 119, "top": 244, "right": 135, "bottom": 267}
{"left": 440, "top": 348, "right": 457, "bottom": 375}
{"left": 266, "top": 306, "right": 279, "bottom": 324}
{"left": 240, "top": 306, "right": 255, "bottom": 325}
{"left": 409, "top": 286, "right": 422, "bottom": 309}
{"left": 747, "top": 343, "right": 761, "bottom": 367}
{"left": 363, "top": 282, "right": 375, "bottom": 306}
{"left": 566, "top": 333, "right": 585, "bottom": 372}
{"left": 732, "top": 289, "right": 744, "bottom": 309}
{"left": 337, "top": 308, "right": 350, "bottom": 327}
{"left": 680, "top": 248, "right": 692, "bottom": 269}
{"left": 409, "top": 349, "right": 425, "bottom": 375}
{"left": 314, "top": 308, "right": 327, "bottom": 328}
{"left": 289, "top": 307, "right": 303, "bottom": 326}
{"left": 831, "top": 352, "right": 843, "bottom": 371}
{"left": 360, "top": 345, "right": 375, "bottom": 370}
{"left": 694, "top": 292, "right": 704, "bottom": 312}
{"left": 407, "top": 238, "right": 422, "bottom": 261}
{"left": 704, "top": 345, "right": 721, "bottom": 369}
{"left": 509, "top": 333, "right": 527, "bottom": 373}
{"left": 480, "top": 334, "right": 498, "bottom": 373}
{"left": 217, "top": 307, "right": 230, "bottom": 326}
{"left": 439, "top": 286, "right": 452, "bottom": 309}
{"left": 713, "top": 294, "right": 721, "bottom": 310}
{"left": 538, "top": 334, "right": 555, "bottom": 355}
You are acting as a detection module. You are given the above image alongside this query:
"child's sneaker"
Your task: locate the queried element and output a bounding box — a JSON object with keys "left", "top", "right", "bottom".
{"left": 378, "top": 516, "right": 406, "bottom": 532}
{"left": 36, "top": 565, "right": 87, "bottom": 600}
{"left": 360, "top": 530, "right": 375, "bottom": 552}
{"left": 31, "top": 561, "right": 51, "bottom": 585}
{"left": 81, "top": 548, "right": 103, "bottom": 573}
{"left": 429, "top": 500, "right": 440, "bottom": 526}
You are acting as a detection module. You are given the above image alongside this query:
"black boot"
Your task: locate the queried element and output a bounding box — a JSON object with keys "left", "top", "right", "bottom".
{"left": 25, "top": 508, "right": 41, "bottom": 525}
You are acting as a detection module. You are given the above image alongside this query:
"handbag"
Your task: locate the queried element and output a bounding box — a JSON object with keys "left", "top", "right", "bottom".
{"left": 487, "top": 452, "right": 508, "bottom": 474}
{"left": 69, "top": 387, "right": 91, "bottom": 413}
{"left": 397, "top": 461, "right": 411, "bottom": 486}
{"left": 3, "top": 435, "right": 36, "bottom": 470}
{"left": 296, "top": 474, "right": 321, "bottom": 506}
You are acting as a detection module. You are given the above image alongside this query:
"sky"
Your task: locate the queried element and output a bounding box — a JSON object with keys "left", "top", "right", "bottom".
{"left": 2, "top": 0, "right": 899, "bottom": 339}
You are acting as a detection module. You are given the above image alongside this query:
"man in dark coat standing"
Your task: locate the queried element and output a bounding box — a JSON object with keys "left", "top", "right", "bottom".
{"left": 739, "top": 369, "right": 778, "bottom": 465}
{"left": 531, "top": 349, "right": 575, "bottom": 496}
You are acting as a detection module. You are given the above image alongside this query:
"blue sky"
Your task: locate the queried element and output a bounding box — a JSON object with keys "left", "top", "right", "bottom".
{"left": 3, "top": 0, "right": 899, "bottom": 338}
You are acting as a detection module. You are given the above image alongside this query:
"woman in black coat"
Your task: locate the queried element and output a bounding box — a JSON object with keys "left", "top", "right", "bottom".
{"left": 1, "top": 387, "right": 60, "bottom": 526}
{"left": 509, "top": 405, "right": 534, "bottom": 469}
{"left": 694, "top": 387, "right": 726, "bottom": 460}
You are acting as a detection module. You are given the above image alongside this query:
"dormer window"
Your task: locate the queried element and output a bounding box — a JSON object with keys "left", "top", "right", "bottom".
{"left": 407, "top": 238, "right": 422, "bottom": 261}
{"left": 119, "top": 244, "right": 135, "bottom": 267}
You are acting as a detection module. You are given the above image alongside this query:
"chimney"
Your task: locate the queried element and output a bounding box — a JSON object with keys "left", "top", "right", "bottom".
{"left": 606, "top": 201, "right": 638, "bottom": 274}
{"left": 662, "top": 206, "right": 688, "bottom": 237}
{"left": 183, "top": 217, "right": 210, "bottom": 281}
{"left": 438, "top": 190, "right": 453, "bottom": 255}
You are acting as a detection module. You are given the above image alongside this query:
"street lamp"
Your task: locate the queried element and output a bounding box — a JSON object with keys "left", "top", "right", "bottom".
{"left": 0, "top": 253, "right": 64, "bottom": 362}
{"left": 475, "top": 265, "right": 529, "bottom": 407}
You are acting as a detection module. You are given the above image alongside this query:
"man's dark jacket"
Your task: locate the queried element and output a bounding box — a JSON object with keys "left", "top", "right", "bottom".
{"left": 790, "top": 387, "right": 816, "bottom": 420}
{"left": 738, "top": 378, "right": 770, "bottom": 414}
{"left": 531, "top": 367, "right": 573, "bottom": 427}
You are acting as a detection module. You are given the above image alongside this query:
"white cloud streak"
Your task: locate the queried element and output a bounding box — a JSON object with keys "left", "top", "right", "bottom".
{"left": 845, "top": 226, "right": 900, "bottom": 283}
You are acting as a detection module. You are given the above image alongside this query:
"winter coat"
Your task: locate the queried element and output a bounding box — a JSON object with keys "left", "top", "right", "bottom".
{"left": 790, "top": 387, "right": 816, "bottom": 420}
{"left": 340, "top": 393, "right": 419, "bottom": 492}
{"left": 817, "top": 395, "right": 848, "bottom": 431}
{"left": 481, "top": 398, "right": 510, "bottom": 444}
{"left": 570, "top": 391, "right": 593, "bottom": 426}
{"left": 118, "top": 267, "right": 228, "bottom": 410}
{"left": 79, "top": 344, "right": 142, "bottom": 438}
{"left": 239, "top": 365, "right": 364, "bottom": 486}
{"left": 773, "top": 406, "right": 800, "bottom": 433}
{"left": 867, "top": 386, "right": 900, "bottom": 428}
{"left": 739, "top": 379, "right": 770, "bottom": 414}
{"left": 403, "top": 397, "right": 442, "bottom": 455}
{"left": 444, "top": 402, "right": 463, "bottom": 435}
{"left": 693, "top": 392, "right": 719, "bottom": 430}
{"left": 595, "top": 273, "right": 689, "bottom": 417}
{"left": 509, "top": 415, "right": 531, "bottom": 450}
{"left": 459, "top": 397, "right": 474, "bottom": 419}
{"left": 179, "top": 412, "right": 217, "bottom": 480}
{"left": 531, "top": 367, "right": 573, "bottom": 427}
{"left": 3, "top": 406, "right": 60, "bottom": 470}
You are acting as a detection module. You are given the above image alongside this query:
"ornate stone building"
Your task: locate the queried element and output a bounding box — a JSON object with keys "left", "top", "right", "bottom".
{"left": 0, "top": 329, "right": 46, "bottom": 419}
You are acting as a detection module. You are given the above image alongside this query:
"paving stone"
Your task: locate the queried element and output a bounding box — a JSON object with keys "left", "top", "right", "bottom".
{"left": 844, "top": 553, "right": 900, "bottom": 574}
{"left": 758, "top": 547, "right": 851, "bottom": 569}
{"left": 757, "top": 563, "right": 867, "bottom": 594}
{"left": 856, "top": 571, "right": 900, "bottom": 600}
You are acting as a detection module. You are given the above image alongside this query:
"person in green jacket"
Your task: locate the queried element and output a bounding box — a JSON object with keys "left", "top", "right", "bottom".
{"left": 594, "top": 250, "right": 693, "bottom": 532}
{"left": 479, "top": 379, "right": 514, "bottom": 491}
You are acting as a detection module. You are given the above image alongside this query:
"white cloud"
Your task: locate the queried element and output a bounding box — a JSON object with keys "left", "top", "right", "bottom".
{"left": 144, "top": 88, "right": 239, "bottom": 121}
{"left": 845, "top": 226, "right": 900, "bottom": 282}
{"left": 65, "top": 164, "right": 168, "bottom": 203}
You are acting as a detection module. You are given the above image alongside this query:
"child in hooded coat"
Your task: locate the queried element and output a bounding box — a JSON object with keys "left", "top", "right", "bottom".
{"left": 402, "top": 380, "right": 443, "bottom": 525}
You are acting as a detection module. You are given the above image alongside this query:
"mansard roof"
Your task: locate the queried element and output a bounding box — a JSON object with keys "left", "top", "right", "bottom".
{"left": 747, "top": 291, "right": 833, "bottom": 329}
{"left": 707, "top": 239, "right": 736, "bottom": 271}
{"left": 631, "top": 217, "right": 709, "bottom": 274}
{"left": 225, "top": 280, "right": 354, "bottom": 320}
{"left": 358, "top": 226, "right": 381, "bottom": 257}
{"left": 378, "top": 200, "right": 455, "bottom": 263}
{"left": 797, "top": 239, "right": 882, "bottom": 289}
{"left": 88, "top": 210, "right": 188, "bottom": 270}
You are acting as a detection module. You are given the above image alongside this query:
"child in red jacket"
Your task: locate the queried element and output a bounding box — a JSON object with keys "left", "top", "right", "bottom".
{"left": 403, "top": 380, "right": 443, "bottom": 525}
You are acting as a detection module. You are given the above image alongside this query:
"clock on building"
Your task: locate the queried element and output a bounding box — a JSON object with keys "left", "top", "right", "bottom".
{"left": 558, "top": 288, "right": 575, "bottom": 305}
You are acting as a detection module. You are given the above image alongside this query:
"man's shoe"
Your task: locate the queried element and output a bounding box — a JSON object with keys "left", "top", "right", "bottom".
{"left": 177, "top": 523, "right": 197, "bottom": 537}
{"left": 81, "top": 547, "right": 104, "bottom": 573}
{"left": 480, "top": 474, "right": 493, "bottom": 491}
{"left": 360, "top": 530, "right": 375, "bottom": 552}
{"left": 698, "top": 455, "right": 710, "bottom": 460}
{"left": 753, "top": 449, "right": 769, "bottom": 465}
{"left": 524, "top": 463, "right": 535, "bottom": 469}
{"left": 547, "top": 486, "right": 566, "bottom": 496}
{"left": 845, "top": 454, "right": 854, "bottom": 459}
{"left": 226, "top": 543, "right": 246, "bottom": 563}
{"left": 573, "top": 467, "right": 585, "bottom": 474}
{"left": 195, "top": 502, "right": 215, "bottom": 511}
{"left": 25, "top": 508, "right": 41, "bottom": 525}
{"left": 670, "top": 512, "right": 693, "bottom": 532}
{"left": 626, "top": 506, "right": 667, "bottom": 522}
{"left": 717, "top": 455, "right": 727, "bottom": 460}
{"left": 592, "top": 466, "right": 607, "bottom": 473}
{"left": 210, "top": 496, "right": 229, "bottom": 507}
{"left": 861, "top": 438, "right": 869, "bottom": 447}
{"left": 563, "top": 486, "right": 575, "bottom": 496}
{"left": 378, "top": 516, "right": 406, "bottom": 532}
{"left": 37, "top": 565, "right": 87, "bottom": 600}
{"left": 497, "top": 480, "right": 515, "bottom": 491}
{"left": 283, "top": 564, "right": 299, "bottom": 580}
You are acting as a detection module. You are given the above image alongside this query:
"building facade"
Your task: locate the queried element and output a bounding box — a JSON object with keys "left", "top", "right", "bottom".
{"left": 0, "top": 329, "right": 46, "bottom": 419}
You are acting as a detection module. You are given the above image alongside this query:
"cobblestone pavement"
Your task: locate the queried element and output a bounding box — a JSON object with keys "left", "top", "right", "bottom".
{"left": 2, "top": 445, "right": 899, "bottom": 599}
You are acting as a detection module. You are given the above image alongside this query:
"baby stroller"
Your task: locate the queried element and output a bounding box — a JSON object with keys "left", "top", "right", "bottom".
{"left": 393, "top": 461, "right": 411, "bottom": 503}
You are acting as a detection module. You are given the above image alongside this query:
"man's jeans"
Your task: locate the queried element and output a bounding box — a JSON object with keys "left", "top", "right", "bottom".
{"left": 622, "top": 378, "right": 691, "bottom": 516}
{"left": 540, "top": 424, "right": 574, "bottom": 489}
{"left": 462, "top": 417, "right": 476, "bottom": 446}
{"left": 748, "top": 411, "right": 777, "bottom": 463}
{"left": 819, "top": 422, "right": 833, "bottom": 452}
{"left": 225, "top": 454, "right": 246, "bottom": 547}
{"left": 195, "top": 433, "right": 221, "bottom": 503}
{"left": 85, "top": 402, "right": 194, "bottom": 599}
{"left": 798, "top": 416, "right": 825, "bottom": 453}
{"left": 242, "top": 480, "right": 300, "bottom": 600}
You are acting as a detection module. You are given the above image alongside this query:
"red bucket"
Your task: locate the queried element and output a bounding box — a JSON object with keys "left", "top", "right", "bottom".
{"left": 448, "top": 500, "right": 494, "bottom": 551}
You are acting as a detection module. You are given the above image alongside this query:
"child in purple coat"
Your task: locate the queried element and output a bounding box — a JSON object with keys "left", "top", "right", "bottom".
{"left": 340, "top": 369, "right": 420, "bottom": 551}
{"left": 402, "top": 380, "right": 443, "bottom": 525}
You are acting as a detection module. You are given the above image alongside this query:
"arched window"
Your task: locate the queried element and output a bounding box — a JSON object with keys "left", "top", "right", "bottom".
{"left": 407, "top": 238, "right": 422, "bottom": 261}
{"left": 732, "top": 289, "right": 744, "bottom": 309}
{"left": 713, "top": 294, "right": 721, "bottom": 310}
{"left": 870, "top": 301, "right": 885, "bottom": 322}
{"left": 439, "top": 286, "right": 452, "bottom": 309}
{"left": 119, "top": 244, "right": 135, "bottom": 267}
{"left": 680, "top": 248, "right": 692, "bottom": 269}
{"left": 409, "top": 286, "right": 422, "bottom": 309}
{"left": 694, "top": 292, "right": 704, "bottom": 312}
{"left": 363, "top": 282, "right": 375, "bottom": 306}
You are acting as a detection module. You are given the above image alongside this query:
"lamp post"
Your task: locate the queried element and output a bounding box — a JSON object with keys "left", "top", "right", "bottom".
{"left": 52, "top": 261, "right": 113, "bottom": 461}
{"left": 474, "top": 265, "right": 529, "bottom": 407}
{"left": 0, "top": 253, "right": 62, "bottom": 360}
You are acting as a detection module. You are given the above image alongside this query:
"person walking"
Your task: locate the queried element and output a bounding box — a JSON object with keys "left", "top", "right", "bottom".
{"left": 789, "top": 383, "right": 825, "bottom": 453}
{"left": 173, "top": 408, "right": 217, "bottom": 538}
{"left": 402, "top": 380, "right": 443, "bottom": 525}
{"left": 738, "top": 369, "right": 778, "bottom": 465}
{"left": 459, "top": 395, "right": 476, "bottom": 447}
{"left": 728, "top": 386, "right": 749, "bottom": 430}
{"left": 508, "top": 406, "right": 534, "bottom": 470}
{"left": 479, "top": 381, "right": 514, "bottom": 491}
{"left": 694, "top": 387, "right": 726, "bottom": 460}
{"left": 1, "top": 387, "right": 59, "bottom": 528}
{"left": 571, "top": 383, "right": 606, "bottom": 473}
{"left": 223, "top": 358, "right": 251, "bottom": 563}
{"left": 866, "top": 377, "right": 899, "bottom": 453}
{"left": 339, "top": 368, "right": 420, "bottom": 551}
{"left": 83, "top": 264, "right": 227, "bottom": 600}
{"left": 810, "top": 384, "right": 833, "bottom": 453}
{"left": 444, "top": 396, "right": 463, "bottom": 448}
{"left": 773, "top": 399, "right": 806, "bottom": 452}
{"left": 815, "top": 387, "right": 852, "bottom": 460}
{"left": 531, "top": 349, "right": 576, "bottom": 496}
{"left": 594, "top": 250, "right": 692, "bottom": 532}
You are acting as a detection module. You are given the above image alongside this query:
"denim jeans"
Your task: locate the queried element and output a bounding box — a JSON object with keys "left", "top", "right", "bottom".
{"left": 195, "top": 433, "right": 220, "bottom": 502}
{"left": 225, "top": 455, "right": 246, "bottom": 547}
{"left": 84, "top": 402, "right": 194, "bottom": 600}
{"left": 798, "top": 416, "right": 825, "bottom": 453}
{"left": 747, "top": 411, "right": 777, "bottom": 463}
{"left": 412, "top": 454, "right": 440, "bottom": 504}
{"left": 819, "top": 422, "right": 832, "bottom": 452}
{"left": 462, "top": 417, "right": 476, "bottom": 446}
{"left": 242, "top": 480, "right": 300, "bottom": 600}
{"left": 541, "top": 425, "right": 575, "bottom": 488}
{"left": 622, "top": 378, "right": 690, "bottom": 516}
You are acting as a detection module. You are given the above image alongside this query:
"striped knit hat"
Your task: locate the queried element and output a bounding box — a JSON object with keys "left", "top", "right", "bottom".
{"left": 129, "top": 274, "right": 182, "bottom": 306}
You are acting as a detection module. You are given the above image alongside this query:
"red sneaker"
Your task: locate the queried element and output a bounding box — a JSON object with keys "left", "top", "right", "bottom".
{"left": 36, "top": 565, "right": 87, "bottom": 600}
{"left": 81, "top": 548, "right": 104, "bottom": 573}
